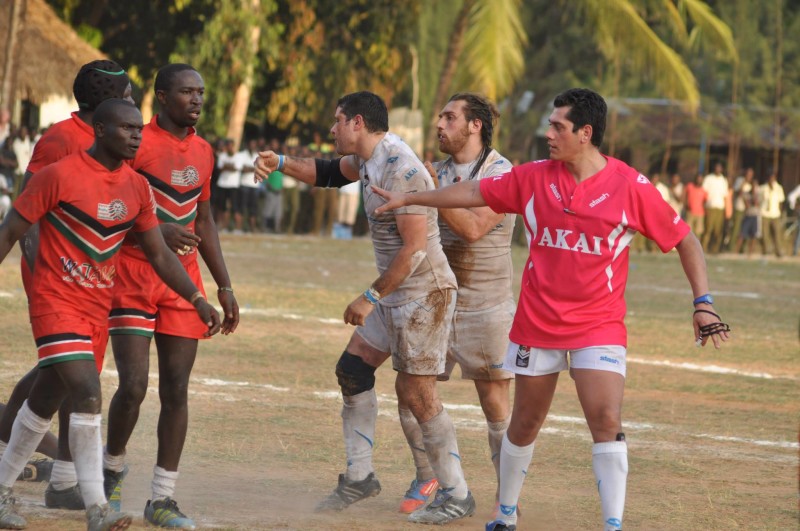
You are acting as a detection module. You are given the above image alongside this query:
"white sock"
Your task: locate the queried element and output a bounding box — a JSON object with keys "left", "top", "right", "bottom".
{"left": 103, "top": 447, "right": 126, "bottom": 473}
{"left": 152, "top": 465, "right": 178, "bottom": 501}
{"left": 341, "top": 389, "right": 377, "bottom": 482}
{"left": 49, "top": 459, "right": 78, "bottom": 490}
{"left": 497, "top": 433, "right": 535, "bottom": 525}
{"left": 593, "top": 441, "right": 627, "bottom": 531}
{"left": 0, "top": 400, "right": 51, "bottom": 487}
{"left": 69, "top": 413, "right": 105, "bottom": 508}
{"left": 419, "top": 409, "right": 468, "bottom": 499}
{"left": 487, "top": 416, "right": 510, "bottom": 482}
{"left": 399, "top": 407, "right": 434, "bottom": 482}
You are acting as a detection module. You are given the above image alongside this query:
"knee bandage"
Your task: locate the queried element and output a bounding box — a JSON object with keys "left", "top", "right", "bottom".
{"left": 335, "top": 351, "right": 376, "bottom": 396}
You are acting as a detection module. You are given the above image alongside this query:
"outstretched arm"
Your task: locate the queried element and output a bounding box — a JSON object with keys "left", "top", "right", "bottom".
{"left": 425, "top": 162, "right": 503, "bottom": 243}
{"left": 675, "top": 232, "right": 730, "bottom": 349}
{"left": 373, "top": 178, "right": 486, "bottom": 215}
{"left": 254, "top": 150, "right": 359, "bottom": 186}
{"left": 135, "top": 226, "right": 221, "bottom": 337}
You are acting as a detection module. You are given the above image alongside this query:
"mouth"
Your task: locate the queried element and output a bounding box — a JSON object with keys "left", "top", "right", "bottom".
{"left": 188, "top": 109, "right": 201, "bottom": 120}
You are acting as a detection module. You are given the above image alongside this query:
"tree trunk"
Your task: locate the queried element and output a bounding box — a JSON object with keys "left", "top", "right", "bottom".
{"left": 226, "top": 0, "right": 261, "bottom": 150}
{"left": 772, "top": 0, "right": 783, "bottom": 172}
{"left": 423, "top": 0, "right": 475, "bottom": 154}
{"left": 1, "top": 0, "right": 25, "bottom": 110}
{"left": 607, "top": 51, "right": 621, "bottom": 158}
{"left": 726, "top": 58, "right": 740, "bottom": 179}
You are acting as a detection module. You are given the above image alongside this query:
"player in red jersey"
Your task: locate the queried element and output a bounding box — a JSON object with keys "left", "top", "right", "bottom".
{"left": 103, "top": 64, "right": 239, "bottom": 529}
{"left": 0, "top": 60, "right": 136, "bottom": 511}
{"left": 0, "top": 98, "right": 220, "bottom": 531}
{"left": 373, "top": 88, "right": 730, "bottom": 531}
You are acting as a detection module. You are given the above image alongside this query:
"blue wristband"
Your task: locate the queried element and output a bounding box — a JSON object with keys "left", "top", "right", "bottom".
{"left": 363, "top": 289, "right": 378, "bottom": 304}
{"left": 277, "top": 154, "right": 285, "bottom": 171}
{"left": 693, "top": 294, "right": 714, "bottom": 305}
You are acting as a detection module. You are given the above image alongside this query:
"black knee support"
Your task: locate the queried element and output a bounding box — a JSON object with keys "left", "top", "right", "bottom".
{"left": 335, "top": 351, "right": 376, "bottom": 397}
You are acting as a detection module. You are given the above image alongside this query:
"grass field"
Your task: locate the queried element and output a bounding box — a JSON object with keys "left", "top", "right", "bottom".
{"left": 0, "top": 233, "right": 797, "bottom": 530}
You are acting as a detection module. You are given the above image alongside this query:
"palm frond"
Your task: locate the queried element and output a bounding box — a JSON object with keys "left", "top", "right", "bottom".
{"left": 679, "top": 0, "right": 738, "bottom": 61}
{"left": 463, "top": 0, "right": 528, "bottom": 100}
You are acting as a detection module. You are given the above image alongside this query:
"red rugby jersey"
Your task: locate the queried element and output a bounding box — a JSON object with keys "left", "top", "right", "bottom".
{"left": 122, "top": 115, "right": 213, "bottom": 264}
{"left": 26, "top": 113, "right": 94, "bottom": 174}
{"left": 480, "top": 156, "right": 690, "bottom": 349}
{"left": 14, "top": 151, "right": 159, "bottom": 323}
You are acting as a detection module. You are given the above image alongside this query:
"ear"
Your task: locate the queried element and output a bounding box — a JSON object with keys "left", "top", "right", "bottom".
{"left": 580, "top": 124, "right": 593, "bottom": 144}
{"left": 469, "top": 118, "right": 482, "bottom": 135}
{"left": 94, "top": 122, "right": 105, "bottom": 139}
{"left": 155, "top": 90, "right": 167, "bottom": 107}
{"left": 351, "top": 114, "right": 364, "bottom": 131}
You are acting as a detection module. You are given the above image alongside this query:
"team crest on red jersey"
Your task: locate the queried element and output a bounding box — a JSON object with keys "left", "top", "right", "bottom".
{"left": 97, "top": 199, "right": 128, "bottom": 221}
{"left": 171, "top": 166, "right": 200, "bottom": 187}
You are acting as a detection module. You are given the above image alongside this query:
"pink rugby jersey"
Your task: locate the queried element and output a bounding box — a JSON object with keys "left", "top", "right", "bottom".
{"left": 479, "top": 156, "right": 689, "bottom": 349}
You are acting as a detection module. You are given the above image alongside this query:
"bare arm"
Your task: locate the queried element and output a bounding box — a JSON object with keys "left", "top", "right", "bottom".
{"left": 343, "top": 213, "right": 428, "bottom": 326}
{"left": 373, "top": 178, "right": 486, "bottom": 215}
{"left": 425, "top": 162, "right": 502, "bottom": 243}
{"left": 17, "top": 171, "right": 38, "bottom": 271}
{"left": 194, "top": 200, "right": 239, "bottom": 334}
{"left": 253, "top": 150, "right": 359, "bottom": 186}
{"left": 0, "top": 209, "right": 33, "bottom": 265}
{"left": 675, "top": 232, "right": 730, "bottom": 349}
{"left": 134, "top": 225, "right": 221, "bottom": 336}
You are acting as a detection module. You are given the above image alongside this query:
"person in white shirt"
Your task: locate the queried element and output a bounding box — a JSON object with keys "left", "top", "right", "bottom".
{"left": 214, "top": 139, "right": 242, "bottom": 231}
{"left": 787, "top": 184, "right": 800, "bottom": 256}
{"left": 701, "top": 162, "right": 729, "bottom": 253}
{"left": 237, "top": 139, "right": 260, "bottom": 232}
{"left": 759, "top": 172, "right": 785, "bottom": 257}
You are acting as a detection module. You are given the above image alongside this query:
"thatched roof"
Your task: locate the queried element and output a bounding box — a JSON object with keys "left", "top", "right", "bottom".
{"left": 1, "top": 0, "right": 106, "bottom": 105}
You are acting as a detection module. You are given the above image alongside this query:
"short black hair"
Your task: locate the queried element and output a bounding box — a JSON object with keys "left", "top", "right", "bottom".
{"left": 73, "top": 60, "right": 130, "bottom": 112}
{"left": 336, "top": 91, "right": 389, "bottom": 133}
{"left": 154, "top": 63, "right": 198, "bottom": 93}
{"left": 92, "top": 98, "right": 139, "bottom": 126}
{"left": 553, "top": 88, "right": 607, "bottom": 147}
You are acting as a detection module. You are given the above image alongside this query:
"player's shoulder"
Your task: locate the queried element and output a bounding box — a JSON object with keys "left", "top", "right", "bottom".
{"left": 606, "top": 157, "right": 649, "bottom": 186}
{"left": 478, "top": 149, "right": 513, "bottom": 178}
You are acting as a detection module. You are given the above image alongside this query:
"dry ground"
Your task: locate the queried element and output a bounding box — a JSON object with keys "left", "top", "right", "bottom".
{"left": 0, "top": 233, "right": 797, "bottom": 530}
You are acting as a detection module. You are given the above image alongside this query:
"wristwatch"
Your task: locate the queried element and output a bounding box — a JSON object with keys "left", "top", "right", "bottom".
{"left": 693, "top": 294, "right": 714, "bottom": 305}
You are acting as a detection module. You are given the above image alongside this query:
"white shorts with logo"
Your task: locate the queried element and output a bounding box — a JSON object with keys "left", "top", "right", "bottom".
{"left": 356, "top": 289, "right": 456, "bottom": 376}
{"left": 439, "top": 298, "right": 515, "bottom": 381}
{"left": 504, "top": 342, "right": 627, "bottom": 377}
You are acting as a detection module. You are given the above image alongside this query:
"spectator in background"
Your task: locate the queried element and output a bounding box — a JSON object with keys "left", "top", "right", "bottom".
{"left": 730, "top": 168, "right": 754, "bottom": 249}
{"left": 0, "top": 138, "right": 18, "bottom": 196}
{"left": 0, "top": 109, "right": 10, "bottom": 146}
{"left": 280, "top": 141, "right": 301, "bottom": 234}
{"left": 0, "top": 172, "right": 10, "bottom": 220}
{"left": 667, "top": 173, "right": 685, "bottom": 217}
{"left": 733, "top": 169, "right": 759, "bottom": 257}
{"left": 238, "top": 139, "right": 260, "bottom": 232}
{"left": 701, "top": 162, "right": 728, "bottom": 254}
{"left": 214, "top": 138, "right": 242, "bottom": 232}
{"left": 334, "top": 180, "right": 361, "bottom": 239}
{"left": 310, "top": 132, "right": 338, "bottom": 236}
{"left": 787, "top": 183, "right": 800, "bottom": 257}
{"left": 759, "top": 171, "right": 785, "bottom": 257}
{"left": 684, "top": 173, "right": 707, "bottom": 242}
{"left": 12, "top": 127, "right": 34, "bottom": 192}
